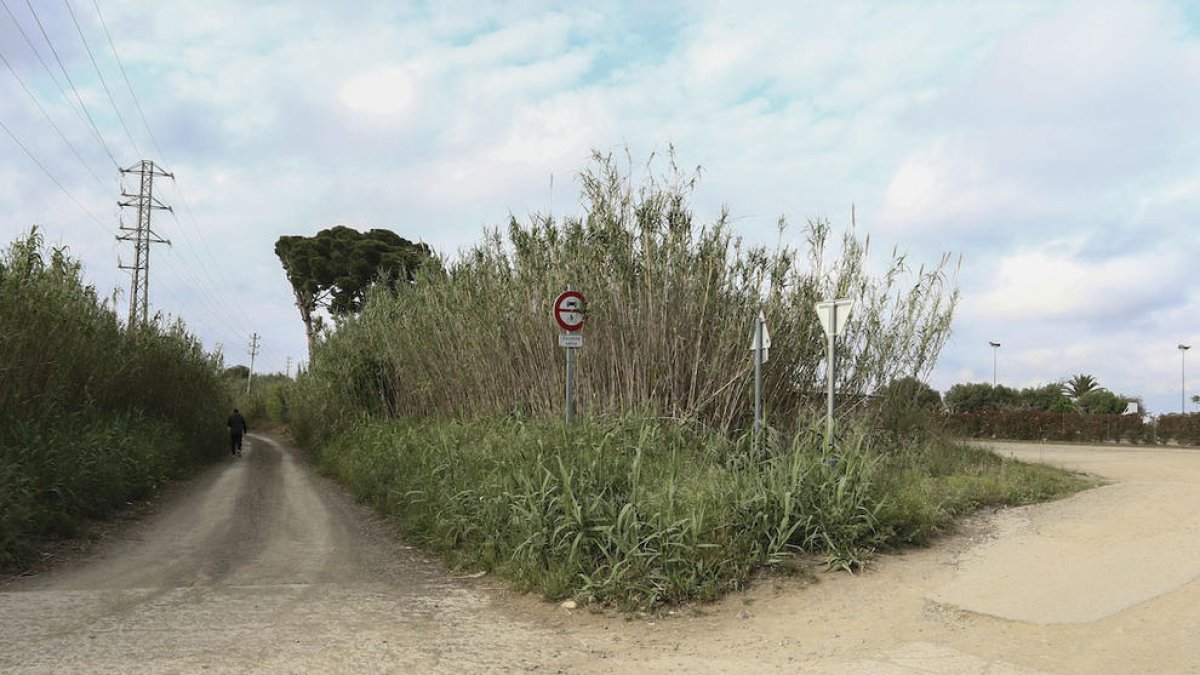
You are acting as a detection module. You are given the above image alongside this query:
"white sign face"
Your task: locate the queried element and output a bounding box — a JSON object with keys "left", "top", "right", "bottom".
{"left": 815, "top": 299, "right": 854, "bottom": 336}
{"left": 558, "top": 334, "right": 584, "bottom": 348}
{"left": 749, "top": 310, "right": 771, "bottom": 362}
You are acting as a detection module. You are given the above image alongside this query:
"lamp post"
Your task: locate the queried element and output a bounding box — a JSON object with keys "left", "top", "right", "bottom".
{"left": 989, "top": 341, "right": 1001, "bottom": 387}
{"left": 1180, "top": 344, "right": 1191, "bottom": 414}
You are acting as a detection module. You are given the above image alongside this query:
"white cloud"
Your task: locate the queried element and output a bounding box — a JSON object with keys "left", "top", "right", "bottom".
{"left": 339, "top": 67, "right": 417, "bottom": 116}
{"left": 2, "top": 0, "right": 1199, "bottom": 413}
{"left": 879, "top": 136, "right": 1043, "bottom": 235}
{"left": 970, "top": 239, "right": 1187, "bottom": 323}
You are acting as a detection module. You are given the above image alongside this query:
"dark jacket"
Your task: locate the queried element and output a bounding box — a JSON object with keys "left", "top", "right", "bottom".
{"left": 227, "top": 412, "right": 248, "bottom": 435}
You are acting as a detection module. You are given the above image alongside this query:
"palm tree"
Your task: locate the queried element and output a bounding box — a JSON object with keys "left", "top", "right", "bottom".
{"left": 1063, "top": 374, "right": 1101, "bottom": 399}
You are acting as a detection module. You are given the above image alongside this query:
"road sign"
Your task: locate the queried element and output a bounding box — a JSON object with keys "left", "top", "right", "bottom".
{"left": 553, "top": 290, "right": 587, "bottom": 332}
{"left": 749, "top": 310, "right": 771, "bottom": 363}
{"left": 815, "top": 299, "right": 854, "bottom": 336}
{"left": 558, "top": 334, "right": 583, "bottom": 348}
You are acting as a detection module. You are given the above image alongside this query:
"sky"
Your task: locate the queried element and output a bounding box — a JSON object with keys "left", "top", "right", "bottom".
{"left": 1, "top": 0, "right": 1198, "bottom": 414}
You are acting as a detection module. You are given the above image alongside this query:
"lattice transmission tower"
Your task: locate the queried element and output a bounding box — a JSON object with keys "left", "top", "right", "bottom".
{"left": 117, "top": 160, "right": 173, "bottom": 327}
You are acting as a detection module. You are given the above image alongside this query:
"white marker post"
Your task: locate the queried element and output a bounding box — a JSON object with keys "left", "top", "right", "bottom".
{"left": 750, "top": 310, "right": 771, "bottom": 448}
{"left": 553, "top": 286, "right": 587, "bottom": 423}
{"left": 815, "top": 299, "right": 854, "bottom": 449}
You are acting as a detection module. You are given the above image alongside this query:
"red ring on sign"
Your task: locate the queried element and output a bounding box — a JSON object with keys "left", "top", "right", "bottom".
{"left": 553, "top": 291, "right": 587, "bottom": 331}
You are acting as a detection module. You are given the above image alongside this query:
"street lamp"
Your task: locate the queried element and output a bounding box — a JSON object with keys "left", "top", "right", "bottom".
{"left": 989, "top": 341, "right": 1001, "bottom": 386}
{"left": 1180, "top": 344, "right": 1191, "bottom": 414}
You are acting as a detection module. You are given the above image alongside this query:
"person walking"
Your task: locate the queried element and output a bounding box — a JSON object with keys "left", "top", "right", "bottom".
{"left": 227, "top": 408, "right": 248, "bottom": 456}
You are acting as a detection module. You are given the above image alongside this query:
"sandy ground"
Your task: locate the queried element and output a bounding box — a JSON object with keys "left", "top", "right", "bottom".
{"left": 3, "top": 437, "right": 1200, "bottom": 673}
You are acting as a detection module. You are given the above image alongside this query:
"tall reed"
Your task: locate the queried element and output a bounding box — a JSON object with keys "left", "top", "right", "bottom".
{"left": 291, "top": 150, "right": 958, "bottom": 443}
{"left": 0, "top": 229, "right": 231, "bottom": 565}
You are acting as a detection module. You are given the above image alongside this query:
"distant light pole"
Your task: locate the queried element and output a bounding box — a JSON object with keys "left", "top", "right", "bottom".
{"left": 989, "top": 341, "right": 1001, "bottom": 386}
{"left": 1180, "top": 344, "right": 1191, "bottom": 414}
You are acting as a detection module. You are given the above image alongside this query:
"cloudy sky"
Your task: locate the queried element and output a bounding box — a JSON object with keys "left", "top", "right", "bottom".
{"left": 2, "top": 0, "right": 1197, "bottom": 414}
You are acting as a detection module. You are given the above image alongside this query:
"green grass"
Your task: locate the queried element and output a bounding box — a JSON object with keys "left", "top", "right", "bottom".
{"left": 309, "top": 414, "right": 1093, "bottom": 610}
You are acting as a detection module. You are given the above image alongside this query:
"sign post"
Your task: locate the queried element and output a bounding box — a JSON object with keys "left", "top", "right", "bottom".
{"left": 553, "top": 286, "right": 587, "bottom": 423}
{"left": 815, "top": 299, "right": 854, "bottom": 449}
{"left": 749, "top": 310, "right": 771, "bottom": 450}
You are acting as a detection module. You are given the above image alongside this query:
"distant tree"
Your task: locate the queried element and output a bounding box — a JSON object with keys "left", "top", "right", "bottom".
{"left": 876, "top": 376, "right": 943, "bottom": 409}
{"left": 1063, "top": 374, "right": 1101, "bottom": 400}
{"left": 223, "top": 365, "right": 250, "bottom": 380}
{"left": 1075, "top": 389, "right": 1130, "bottom": 415}
{"left": 1018, "top": 383, "right": 1074, "bottom": 412}
{"left": 944, "top": 382, "right": 1020, "bottom": 413}
{"left": 275, "top": 226, "right": 433, "bottom": 355}
{"left": 872, "top": 377, "right": 943, "bottom": 440}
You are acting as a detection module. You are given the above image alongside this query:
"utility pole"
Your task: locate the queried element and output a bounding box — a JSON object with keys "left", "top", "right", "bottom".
{"left": 989, "top": 341, "right": 1001, "bottom": 386}
{"left": 285, "top": 356, "right": 293, "bottom": 379}
{"left": 247, "top": 333, "right": 260, "bottom": 394}
{"left": 1180, "top": 344, "right": 1191, "bottom": 414}
{"left": 117, "top": 160, "right": 173, "bottom": 328}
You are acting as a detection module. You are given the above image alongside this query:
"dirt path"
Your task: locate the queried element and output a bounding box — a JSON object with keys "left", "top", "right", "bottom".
{"left": 3, "top": 439, "right": 1199, "bottom": 673}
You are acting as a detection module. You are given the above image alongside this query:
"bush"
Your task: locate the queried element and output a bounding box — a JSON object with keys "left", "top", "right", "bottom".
{"left": 1155, "top": 413, "right": 1200, "bottom": 446}
{"left": 943, "top": 411, "right": 1150, "bottom": 444}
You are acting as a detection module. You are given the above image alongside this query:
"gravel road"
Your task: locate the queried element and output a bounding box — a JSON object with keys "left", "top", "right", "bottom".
{"left": 3, "top": 438, "right": 1199, "bottom": 673}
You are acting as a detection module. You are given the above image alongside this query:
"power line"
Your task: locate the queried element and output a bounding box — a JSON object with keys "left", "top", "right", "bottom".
{"left": 62, "top": 0, "right": 140, "bottom": 158}
{"left": 20, "top": 0, "right": 120, "bottom": 166}
{"left": 84, "top": 0, "right": 258, "bottom": 333}
{"left": 163, "top": 189, "right": 259, "bottom": 332}
{"left": 0, "top": 0, "right": 87, "bottom": 134}
{"left": 89, "top": 0, "right": 164, "bottom": 161}
{"left": 0, "top": 45, "right": 108, "bottom": 189}
{"left": 0, "top": 116, "right": 112, "bottom": 232}
{"left": 162, "top": 210, "right": 254, "bottom": 337}
{"left": 5, "top": 0, "right": 260, "bottom": 354}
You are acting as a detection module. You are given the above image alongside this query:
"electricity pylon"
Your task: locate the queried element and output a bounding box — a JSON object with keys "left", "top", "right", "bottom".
{"left": 117, "top": 160, "right": 173, "bottom": 327}
{"left": 247, "top": 333, "right": 260, "bottom": 394}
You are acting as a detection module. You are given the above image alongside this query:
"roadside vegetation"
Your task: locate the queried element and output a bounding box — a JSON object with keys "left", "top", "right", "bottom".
{"left": 307, "top": 414, "right": 1087, "bottom": 609}
{"left": 0, "top": 229, "right": 231, "bottom": 568}
{"left": 939, "top": 377, "right": 1200, "bottom": 445}
{"left": 280, "top": 150, "right": 1092, "bottom": 610}
{"left": 225, "top": 368, "right": 293, "bottom": 433}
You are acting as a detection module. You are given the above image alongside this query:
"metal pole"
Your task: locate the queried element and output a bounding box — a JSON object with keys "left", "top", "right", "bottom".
{"left": 566, "top": 345, "right": 575, "bottom": 423}
{"left": 988, "top": 341, "right": 1001, "bottom": 387}
{"left": 826, "top": 306, "right": 836, "bottom": 449}
{"left": 1181, "top": 345, "right": 1189, "bottom": 414}
{"left": 754, "top": 313, "right": 763, "bottom": 445}
{"left": 565, "top": 284, "right": 575, "bottom": 423}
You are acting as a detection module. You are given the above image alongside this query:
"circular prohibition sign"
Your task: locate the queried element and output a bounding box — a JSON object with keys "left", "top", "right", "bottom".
{"left": 553, "top": 290, "right": 588, "bottom": 332}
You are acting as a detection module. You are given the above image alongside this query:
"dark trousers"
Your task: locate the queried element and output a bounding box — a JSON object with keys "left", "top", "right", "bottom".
{"left": 230, "top": 432, "right": 244, "bottom": 453}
